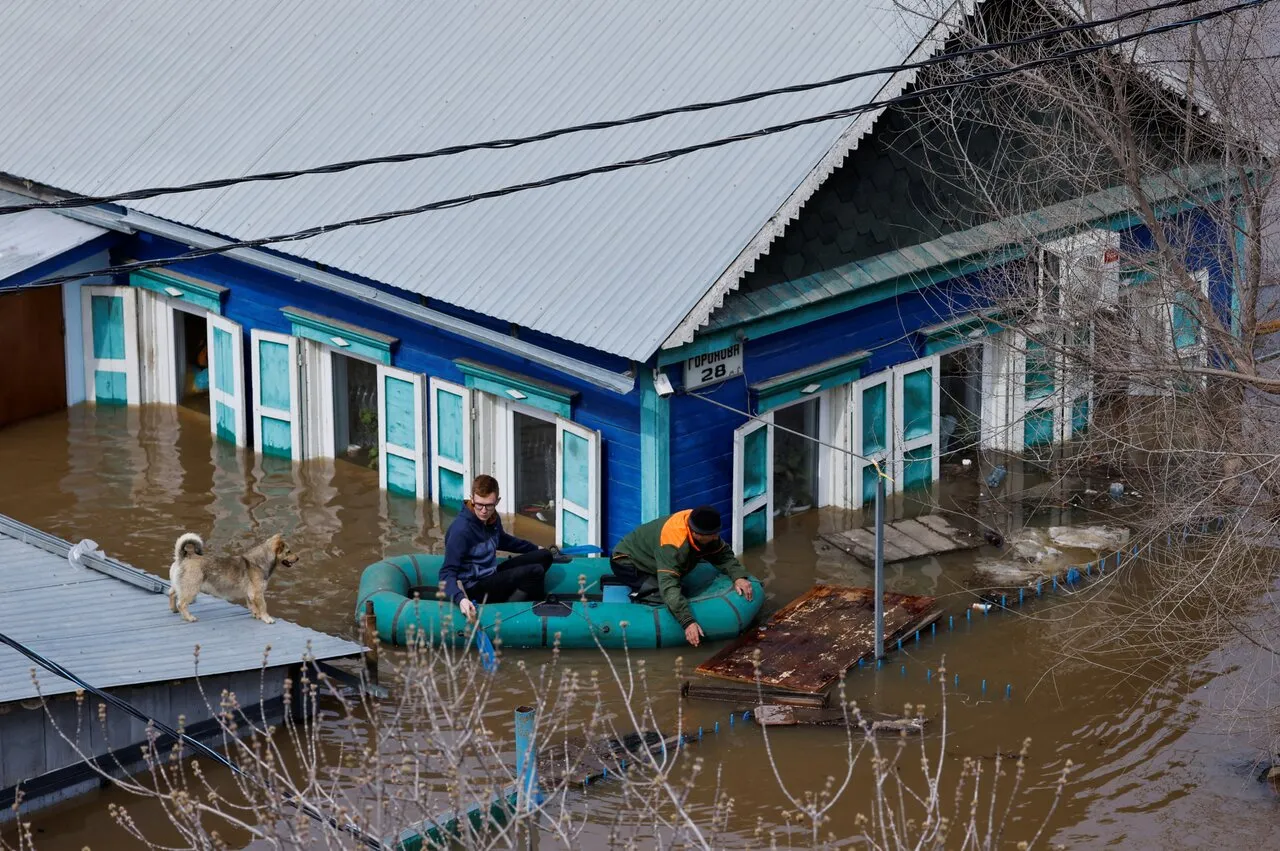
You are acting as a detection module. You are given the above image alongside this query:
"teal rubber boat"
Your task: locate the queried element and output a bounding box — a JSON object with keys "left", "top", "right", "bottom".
{"left": 355, "top": 554, "right": 764, "bottom": 649}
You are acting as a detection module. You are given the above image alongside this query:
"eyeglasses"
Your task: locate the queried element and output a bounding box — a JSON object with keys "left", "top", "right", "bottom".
{"left": 472, "top": 498, "right": 500, "bottom": 511}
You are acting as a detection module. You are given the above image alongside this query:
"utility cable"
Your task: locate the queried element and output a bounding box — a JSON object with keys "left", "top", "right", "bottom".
{"left": 12, "top": 0, "right": 1268, "bottom": 292}
{"left": 0, "top": 630, "right": 387, "bottom": 849}
{"left": 0, "top": 0, "right": 1235, "bottom": 217}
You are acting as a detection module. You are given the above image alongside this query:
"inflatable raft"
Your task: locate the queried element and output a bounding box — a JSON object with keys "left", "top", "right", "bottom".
{"left": 355, "top": 554, "right": 764, "bottom": 649}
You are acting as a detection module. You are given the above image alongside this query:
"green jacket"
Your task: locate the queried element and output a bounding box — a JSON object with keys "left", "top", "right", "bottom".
{"left": 613, "top": 509, "right": 749, "bottom": 627}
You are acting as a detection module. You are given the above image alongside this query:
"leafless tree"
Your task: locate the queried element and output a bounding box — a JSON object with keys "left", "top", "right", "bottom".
{"left": 4, "top": 626, "right": 1066, "bottom": 849}
{"left": 892, "top": 0, "right": 1280, "bottom": 740}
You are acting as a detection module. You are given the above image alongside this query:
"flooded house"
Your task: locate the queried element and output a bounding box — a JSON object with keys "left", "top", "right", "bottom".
{"left": 0, "top": 0, "right": 1241, "bottom": 555}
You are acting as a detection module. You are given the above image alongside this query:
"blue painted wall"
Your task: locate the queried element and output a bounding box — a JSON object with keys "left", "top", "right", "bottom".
{"left": 668, "top": 269, "right": 989, "bottom": 532}
{"left": 123, "top": 233, "right": 644, "bottom": 550}
{"left": 667, "top": 208, "right": 1239, "bottom": 544}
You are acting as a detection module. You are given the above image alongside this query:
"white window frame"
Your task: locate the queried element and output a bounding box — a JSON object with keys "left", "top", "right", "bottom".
{"left": 377, "top": 364, "right": 428, "bottom": 500}
{"left": 428, "top": 377, "right": 474, "bottom": 505}
{"left": 207, "top": 313, "right": 248, "bottom": 447}
{"left": 731, "top": 413, "right": 774, "bottom": 555}
{"left": 852, "top": 371, "right": 895, "bottom": 504}
{"left": 554, "top": 418, "right": 602, "bottom": 549}
{"left": 249, "top": 329, "right": 302, "bottom": 461}
{"left": 80, "top": 284, "right": 140, "bottom": 406}
{"left": 891, "top": 354, "right": 941, "bottom": 491}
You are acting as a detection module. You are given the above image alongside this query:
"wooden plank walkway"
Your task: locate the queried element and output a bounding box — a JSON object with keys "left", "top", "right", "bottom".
{"left": 819, "top": 514, "right": 980, "bottom": 565}
{"left": 694, "top": 585, "right": 938, "bottom": 695}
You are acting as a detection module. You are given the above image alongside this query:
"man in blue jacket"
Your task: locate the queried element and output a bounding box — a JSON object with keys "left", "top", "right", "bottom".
{"left": 440, "top": 474, "right": 554, "bottom": 620}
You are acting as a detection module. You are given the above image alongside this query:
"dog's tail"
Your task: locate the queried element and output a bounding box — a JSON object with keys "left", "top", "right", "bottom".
{"left": 174, "top": 532, "right": 204, "bottom": 561}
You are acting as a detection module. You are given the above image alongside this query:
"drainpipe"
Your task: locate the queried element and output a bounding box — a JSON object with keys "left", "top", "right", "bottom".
{"left": 514, "top": 705, "right": 540, "bottom": 813}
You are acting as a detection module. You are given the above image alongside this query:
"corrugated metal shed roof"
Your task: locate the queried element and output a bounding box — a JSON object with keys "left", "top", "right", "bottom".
{"left": 0, "top": 209, "right": 106, "bottom": 281}
{"left": 0, "top": 0, "right": 950, "bottom": 361}
{"left": 0, "top": 516, "right": 361, "bottom": 704}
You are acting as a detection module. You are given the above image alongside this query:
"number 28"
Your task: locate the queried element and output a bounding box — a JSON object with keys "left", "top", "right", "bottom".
{"left": 700, "top": 363, "right": 727, "bottom": 382}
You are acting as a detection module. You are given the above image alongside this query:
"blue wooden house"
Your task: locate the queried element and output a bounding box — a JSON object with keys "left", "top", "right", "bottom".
{"left": 0, "top": 0, "right": 1242, "bottom": 554}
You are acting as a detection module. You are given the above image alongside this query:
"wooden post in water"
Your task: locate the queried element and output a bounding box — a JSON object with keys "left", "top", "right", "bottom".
{"left": 874, "top": 473, "right": 886, "bottom": 660}
{"left": 362, "top": 600, "right": 379, "bottom": 686}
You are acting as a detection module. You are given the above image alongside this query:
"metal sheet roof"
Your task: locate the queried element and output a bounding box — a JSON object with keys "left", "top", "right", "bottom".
{"left": 0, "top": 516, "right": 361, "bottom": 704}
{"left": 0, "top": 0, "right": 949, "bottom": 361}
{"left": 0, "top": 209, "right": 106, "bottom": 281}
{"left": 704, "top": 164, "right": 1234, "bottom": 332}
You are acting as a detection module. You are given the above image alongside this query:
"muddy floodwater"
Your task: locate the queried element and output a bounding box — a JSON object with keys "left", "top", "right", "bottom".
{"left": 2, "top": 405, "right": 1278, "bottom": 848}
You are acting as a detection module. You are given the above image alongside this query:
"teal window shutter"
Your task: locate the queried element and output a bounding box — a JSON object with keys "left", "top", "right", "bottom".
{"left": 130, "top": 270, "right": 227, "bottom": 314}
{"left": 752, "top": 350, "right": 870, "bottom": 413}
{"left": 454, "top": 359, "right": 577, "bottom": 418}
{"left": 282, "top": 307, "right": 397, "bottom": 365}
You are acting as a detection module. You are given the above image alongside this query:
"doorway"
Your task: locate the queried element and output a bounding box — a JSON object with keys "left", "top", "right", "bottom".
{"left": 174, "top": 309, "right": 210, "bottom": 416}
{"left": 939, "top": 345, "right": 982, "bottom": 459}
{"left": 332, "top": 353, "right": 379, "bottom": 471}
{"left": 772, "top": 397, "right": 820, "bottom": 516}
{"left": 513, "top": 409, "right": 556, "bottom": 527}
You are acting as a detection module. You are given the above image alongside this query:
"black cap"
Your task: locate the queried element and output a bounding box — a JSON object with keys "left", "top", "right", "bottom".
{"left": 688, "top": 506, "right": 722, "bottom": 536}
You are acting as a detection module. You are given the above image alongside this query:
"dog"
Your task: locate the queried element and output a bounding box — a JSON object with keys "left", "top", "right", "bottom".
{"left": 168, "top": 532, "right": 298, "bottom": 624}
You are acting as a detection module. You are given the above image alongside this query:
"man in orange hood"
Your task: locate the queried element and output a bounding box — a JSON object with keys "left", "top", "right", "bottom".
{"left": 610, "top": 506, "right": 755, "bottom": 647}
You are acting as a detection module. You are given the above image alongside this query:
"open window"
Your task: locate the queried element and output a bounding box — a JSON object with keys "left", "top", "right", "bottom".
{"left": 731, "top": 415, "right": 773, "bottom": 555}
{"left": 81, "top": 285, "right": 140, "bottom": 406}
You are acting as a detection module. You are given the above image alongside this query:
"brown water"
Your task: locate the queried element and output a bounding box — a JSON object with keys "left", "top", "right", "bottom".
{"left": 2, "top": 404, "right": 1278, "bottom": 849}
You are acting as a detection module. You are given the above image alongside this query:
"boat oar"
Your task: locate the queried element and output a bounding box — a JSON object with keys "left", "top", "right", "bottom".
{"left": 473, "top": 624, "right": 498, "bottom": 673}
{"left": 558, "top": 544, "right": 603, "bottom": 556}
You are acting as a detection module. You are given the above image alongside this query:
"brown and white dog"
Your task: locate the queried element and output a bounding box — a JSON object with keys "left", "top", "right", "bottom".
{"left": 168, "top": 532, "right": 298, "bottom": 624}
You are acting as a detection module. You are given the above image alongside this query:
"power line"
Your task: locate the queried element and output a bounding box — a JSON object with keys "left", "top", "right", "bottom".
{"left": 0, "top": 630, "right": 387, "bottom": 849}
{"left": 12, "top": 0, "right": 1268, "bottom": 292}
{"left": 0, "top": 0, "right": 1246, "bottom": 218}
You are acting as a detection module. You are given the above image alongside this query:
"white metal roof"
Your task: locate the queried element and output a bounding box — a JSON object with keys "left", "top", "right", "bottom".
{"left": 0, "top": 209, "right": 106, "bottom": 281}
{"left": 0, "top": 517, "right": 361, "bottom": 704}
{"left": 0, "top": 0, "right": 954, "bottom": 361}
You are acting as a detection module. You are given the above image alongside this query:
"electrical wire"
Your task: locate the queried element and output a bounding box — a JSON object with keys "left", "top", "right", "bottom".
{"left": 0, "top": 0, "right": 1239, "bottom": 217}
{"left": 0, "top": 630, "right": 387, "bottom": 849}
{"left": 11, "top": 0, "right": 1269, "bottom": 293}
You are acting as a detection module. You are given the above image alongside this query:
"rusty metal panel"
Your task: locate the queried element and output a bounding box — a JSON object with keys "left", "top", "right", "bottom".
{"left": 695, "top": 585, "right": 937, "bottom": 694}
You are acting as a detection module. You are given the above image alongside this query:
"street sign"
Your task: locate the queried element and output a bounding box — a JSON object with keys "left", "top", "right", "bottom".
{"left": 685, "top": 342, "right": 744, "bottom": 390}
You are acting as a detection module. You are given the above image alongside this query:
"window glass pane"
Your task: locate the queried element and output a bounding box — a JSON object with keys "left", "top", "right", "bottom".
{"left": 902, "top": 368, "right": 933, "bottom": 441}
{"left": 742, "top": 505, "right": 769, "bottom": 550}
{"left": 1172, "top": 297, "right": 1199, "bottom": 349}
{"left": 1024, "top": 407, "right": 1054, "bottom": 447}
{"left": 1025, "top": 341, "right": 1055, "bottom": 400}
{"left": 903, "top": 445, "right": 933, "bottom": 492}
{"left": 772, "top": 399, "right": 818, "bottom": 511}
{"left": 862, "top": 464, "right": 879, "bottom": 505}
{"left": 861, "top": 382, "right": 887, "bottom": 454}
{"left": 1072, "top": 396, "right": 1089, "bottom": 435}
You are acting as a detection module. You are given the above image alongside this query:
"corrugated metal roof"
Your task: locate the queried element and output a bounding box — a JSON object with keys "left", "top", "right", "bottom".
{"left": 0, "top": 209, "right": 106, "bottom": 281}
{"left": 0, "top": 516, "right": 361, "bottom": 703}
{"left": 0, "top": 0, "right": 949, "bottom": 361}
{"left": 704, "top": 164, "right": 1234, "bottom": 332}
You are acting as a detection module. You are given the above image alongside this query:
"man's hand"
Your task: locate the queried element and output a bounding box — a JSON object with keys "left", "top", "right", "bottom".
{"left": 684, "top": 621, "right": 705, "bottom": 647}
{"left": 459, "top": 598, "right": 477, "bottom": 621}
{"left": 733, "top": 578, "right": 755, "bottom": 602}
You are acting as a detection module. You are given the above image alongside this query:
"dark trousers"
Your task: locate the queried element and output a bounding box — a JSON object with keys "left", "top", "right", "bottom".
{"left": 609, "top": 555, "right": 645, "bottom": 591}
{"left": 467, "top": 549, "right": 553, "bottom": 604}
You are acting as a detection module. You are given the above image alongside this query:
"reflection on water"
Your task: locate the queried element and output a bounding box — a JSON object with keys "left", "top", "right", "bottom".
{"left": 0, "top": 405, "right": 1277, "bottom": 848}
